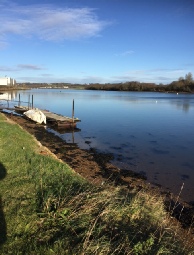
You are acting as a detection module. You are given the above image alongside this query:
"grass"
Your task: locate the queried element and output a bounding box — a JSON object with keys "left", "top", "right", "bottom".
{"left": 0, "top": 112, "right": 194, "bottom": 255}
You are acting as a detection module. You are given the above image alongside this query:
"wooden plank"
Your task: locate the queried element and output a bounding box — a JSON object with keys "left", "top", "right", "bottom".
{"left": 41, "top": 110, "right": 80, "bottom": 123}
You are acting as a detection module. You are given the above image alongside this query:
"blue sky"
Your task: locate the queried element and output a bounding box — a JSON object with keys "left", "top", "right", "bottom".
{"left": 0, "top": 0, "right": 194, "bottom": 84}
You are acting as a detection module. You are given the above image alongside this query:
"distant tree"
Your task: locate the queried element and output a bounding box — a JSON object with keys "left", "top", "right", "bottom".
{"left": 178, "top": 76, "right": 184, "bottom": 81}
{"left": 185, "top": 72, "right": 193, "bottom": 83}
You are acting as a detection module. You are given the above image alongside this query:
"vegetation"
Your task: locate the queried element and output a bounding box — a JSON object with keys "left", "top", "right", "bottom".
{"left": 86, "top": 73, "right": 194, "bottom": 93}
{"left": 0, "top": 112, "right": 194, "bottom": 254}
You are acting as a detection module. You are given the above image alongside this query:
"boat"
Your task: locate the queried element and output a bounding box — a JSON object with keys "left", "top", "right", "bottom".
{"left": 23, "top": 108, "right": 46, "bottom": 124}
{"left": 14, "top": 105, "right": 30, "bottom": 113}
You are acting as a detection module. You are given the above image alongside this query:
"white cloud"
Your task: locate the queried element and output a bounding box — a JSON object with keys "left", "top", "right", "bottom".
{"left": 115, "top": 50, "right": 134, "bottom": 56}
{"left": 0, "top": 64, "right": 45, "bottom": 72}
{"left": 111, "top": 68, "right": 188, "bottom": 84}
{"left": 0, "top": 2, "right": 110, "bottom": 45}
{"left": 0, "top": 65, "right": 18, "bottom": 72}
{"left": 41, "top": 74, "right": 53, "bottom": 77}
{"left": 17, "top": 64, "right": 46, "bottom": 70}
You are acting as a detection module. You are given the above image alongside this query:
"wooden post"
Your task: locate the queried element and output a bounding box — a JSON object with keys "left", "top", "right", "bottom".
{"left": 7, "top": 99, "right": 9, "bottom": 108}
{"left": 72, "top": 99, "right": 74, "bottom": 123}
{"left": 72, "top": 129, "right": 75, "bottom": 144}
{"left": 32, "top": 95, "right": 34, "bottom": 109}
{"left": 28, "top": 95, "right": 30, "bottom": 109}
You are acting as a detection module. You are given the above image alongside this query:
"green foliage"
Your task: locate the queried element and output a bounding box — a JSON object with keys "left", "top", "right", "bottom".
{"left": 133, "top": 235, "right": 155, "bottom": 255}
{"left": 85, "top": 72, "right": 194, "bottom": 93}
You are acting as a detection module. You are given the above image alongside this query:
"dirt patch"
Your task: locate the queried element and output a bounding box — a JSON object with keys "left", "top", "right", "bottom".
{"left": 2, "top": 111, "right": 194, "bottom": 239}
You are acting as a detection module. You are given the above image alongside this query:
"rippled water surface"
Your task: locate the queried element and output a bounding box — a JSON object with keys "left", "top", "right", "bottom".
{"left": 4, "top": 89, "right": 194, "bottom": 202}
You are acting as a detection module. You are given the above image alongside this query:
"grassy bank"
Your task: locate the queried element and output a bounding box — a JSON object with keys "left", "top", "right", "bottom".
{"left": 0, "top": 113, "right": 193, "bottom": 255}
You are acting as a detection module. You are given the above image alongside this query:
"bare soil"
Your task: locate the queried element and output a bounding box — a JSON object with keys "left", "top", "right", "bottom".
{"left": 2, "top": 111, "right": 194, "bottom": 241}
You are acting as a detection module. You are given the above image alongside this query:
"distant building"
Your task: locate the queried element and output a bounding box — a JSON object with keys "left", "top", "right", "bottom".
{"left": 0, "top": 77, "right": 16, "bottom": 86}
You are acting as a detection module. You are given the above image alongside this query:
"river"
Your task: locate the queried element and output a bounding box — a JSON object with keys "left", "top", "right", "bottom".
{"left": 2, "top": 89, "right": 194, "bottom": 203}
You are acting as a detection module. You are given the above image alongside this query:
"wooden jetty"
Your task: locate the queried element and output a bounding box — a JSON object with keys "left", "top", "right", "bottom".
{"left": 14, "top": 105, "right": 81, "bottom": 128}
{"left": 1, "top": 94, "right": 80, "bottom": 129}
{"left": 41, "top": 109, "right": 80, "bottom": 128}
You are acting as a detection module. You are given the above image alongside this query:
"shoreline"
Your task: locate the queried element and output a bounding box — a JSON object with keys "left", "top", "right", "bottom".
{"left": 1, "top": 111, "right": 194, "bottom": 233}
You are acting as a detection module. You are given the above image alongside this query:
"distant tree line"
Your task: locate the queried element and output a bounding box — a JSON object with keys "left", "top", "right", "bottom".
{"left": 3, "top": 72, "right": 194, "bottom": 93}
{"left": 15, "top": 83, "right": 85, "bottom": 90}
{"left": 86, "top": 72, "right": 194, "bottom": 93}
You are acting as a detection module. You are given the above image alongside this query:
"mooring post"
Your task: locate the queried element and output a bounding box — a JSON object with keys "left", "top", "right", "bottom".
{"left": 72, "top": 99, "right": 75, "bottom": 123}
{"left": 32, "top": 95, "right": 34, "bottom": 109}
{"left": 18, "top": 94, "right": 20, "bottom": 107}
{"left": 72, "top": 129, "right": 75, "bottom": 144}
{"left": 28, "top": 95, "right": 30, "bottom": 109}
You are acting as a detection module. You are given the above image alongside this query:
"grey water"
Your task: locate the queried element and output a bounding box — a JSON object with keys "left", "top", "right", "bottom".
{"left": 4, "top": 89, "right": 194, "bottom": 203}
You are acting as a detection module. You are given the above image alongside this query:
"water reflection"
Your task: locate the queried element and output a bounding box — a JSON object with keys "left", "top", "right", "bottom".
{"left": 46, "top": 126, "right": 81, "bottom": 145}
{"left": 0, "top": 91, "right": 17, "bottom": 100}
{"left": 170, "top": 99, "right": 192, "bottom": 112}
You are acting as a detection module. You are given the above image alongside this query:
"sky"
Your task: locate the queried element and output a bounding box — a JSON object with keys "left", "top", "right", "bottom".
{"left": 0, "top": 0, "right": 194, "bottom": 84}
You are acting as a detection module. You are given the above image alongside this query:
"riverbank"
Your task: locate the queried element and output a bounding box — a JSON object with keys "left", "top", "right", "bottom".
{"left": 3, "top": 111, "right": 194, "bottom": 224}
{"left": 0, "top": 111, "right": 194, "bottom": 254}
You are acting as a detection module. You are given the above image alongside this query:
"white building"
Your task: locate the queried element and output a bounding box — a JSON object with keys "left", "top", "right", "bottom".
{"left": 0, "top": 77, "right": 16, "bottom": 86}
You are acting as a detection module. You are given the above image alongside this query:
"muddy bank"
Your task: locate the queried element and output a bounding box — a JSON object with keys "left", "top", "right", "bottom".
{"left": 2, "top": 112, "right": 148, "bottom": 187}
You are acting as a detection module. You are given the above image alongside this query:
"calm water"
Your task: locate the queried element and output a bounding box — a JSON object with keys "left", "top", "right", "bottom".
{"left": 3, "top": 89, "right": 194, "bottom": 202}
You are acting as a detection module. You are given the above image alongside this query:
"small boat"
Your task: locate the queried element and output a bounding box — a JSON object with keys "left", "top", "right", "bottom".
{"left": 24, "top": 109, "right": 46, "bottom": 124}
{"left": 14, "top": 105, "right": 30, "bottom": 113}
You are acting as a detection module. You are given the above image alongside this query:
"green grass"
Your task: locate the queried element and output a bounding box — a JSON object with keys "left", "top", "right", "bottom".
{"left": 0, "top": 112, "right": 194, "bottom": 255}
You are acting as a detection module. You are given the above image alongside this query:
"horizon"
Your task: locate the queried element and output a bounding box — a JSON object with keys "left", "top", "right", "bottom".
{"left": 0, "top": 0, "right": 194, "bottom": 84}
